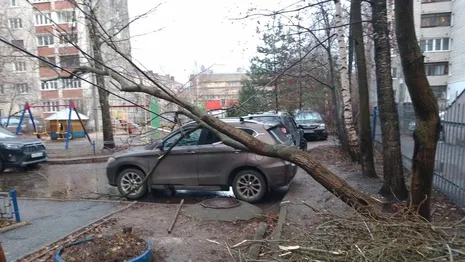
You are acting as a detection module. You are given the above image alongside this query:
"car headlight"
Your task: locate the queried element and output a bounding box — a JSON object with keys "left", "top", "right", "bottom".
{"left": 107, "top": 157, "right": 116, "bottom": 164}
{"left": 2, "top": 143, "right": 22, "bottom": 150}
{"left": 317, "top": 124, "right": 325, "bottom": 129}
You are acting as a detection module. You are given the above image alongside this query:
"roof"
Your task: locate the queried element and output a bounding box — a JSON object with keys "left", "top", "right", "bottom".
{"left": 44, "top": 108, "right": 89, "bottom": 121}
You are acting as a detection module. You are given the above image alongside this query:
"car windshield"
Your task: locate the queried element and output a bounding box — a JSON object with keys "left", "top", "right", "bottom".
{"left": 296, "top": 112, "right": 322, "bottom": 121}
{"left": 0, "top": 127, "right": 16, "bottom": 138}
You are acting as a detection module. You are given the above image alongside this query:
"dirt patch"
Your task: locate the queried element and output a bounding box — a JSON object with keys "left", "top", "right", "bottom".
{"left": 60, "top": 234, "right": 147, "bottom": 262}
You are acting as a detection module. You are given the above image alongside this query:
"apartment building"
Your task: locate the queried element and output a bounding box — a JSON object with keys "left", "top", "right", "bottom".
{"left": 392, "top": 0, "right": 465, "bottom": 108}
{"left": 0, "top": 0, "right": 135, "bottom": 129}
{"left": 189, "top": 73, "right": 246, "bottom": 110}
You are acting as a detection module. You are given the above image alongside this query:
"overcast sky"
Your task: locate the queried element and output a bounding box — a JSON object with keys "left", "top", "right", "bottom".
{"left": 128, "top": 0, "right": 285, "bottom": 83}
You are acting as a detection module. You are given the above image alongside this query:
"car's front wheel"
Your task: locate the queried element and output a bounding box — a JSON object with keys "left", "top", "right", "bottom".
{"left": 117, "top": 168, "right": 148, "bottom": 200}
{"left": 232, "top": 170, "right": 267, "bottom": 203}
{"left": 0, "top": 159, "right": 4, "bottom": 173}
{"left": 300, "top": 138, "right": 308, "bottom": 151}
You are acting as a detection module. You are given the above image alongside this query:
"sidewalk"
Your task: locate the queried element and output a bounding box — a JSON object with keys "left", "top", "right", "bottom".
{"left": 0, "top": 199, "right": 124, "bottom": 261}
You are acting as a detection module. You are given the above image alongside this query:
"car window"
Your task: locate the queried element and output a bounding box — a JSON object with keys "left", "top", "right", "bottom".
{"left": 0, "top": 127, "right": 15, "bottom": 138}
{"left": 249, "top": 116, "right": 281, "bottom": 124}
{"left": 296, "top": 112, "right": 322, "bottom": 121}
{"left": 164, "top": 128, "right": 202, "bottom": 148}
{"left": 202, "top": 129, "right": 222, "bottom": 145}
{"left": 239, "top": 128, "right": 257, "bottom": 136}
{"left": 268, "top": 126, "right": 293, "bottom": 146}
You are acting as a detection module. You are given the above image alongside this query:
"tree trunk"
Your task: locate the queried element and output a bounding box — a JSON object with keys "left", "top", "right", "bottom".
{"left": 352, "top": 0, "right": 377, "bottom": 178}
{"left": 334, "top": 0, "right": 360, "bottom": 161}
{"left": 395, "top": 0, "right": 440, "bottom": 220}
{"left": 274, "top": 79, "right": 279, "bottom": 113}
{"left": 88, "top": 9, "right": 115, "bottom": 149}
{"left": 373, "top": 0, "right": 408, "bottom": 200}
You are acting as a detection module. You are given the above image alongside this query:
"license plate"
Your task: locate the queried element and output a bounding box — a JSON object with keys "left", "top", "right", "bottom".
{"left": 31, "top": 152, "right": 43, "bottom": 158}
{"left": 305, "top": 130, "right": 314, "bottom": 133}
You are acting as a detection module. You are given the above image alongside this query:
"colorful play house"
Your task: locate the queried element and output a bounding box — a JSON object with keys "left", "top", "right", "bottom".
{"left": 45, "top": 109, "right": 89, "bottom": 140}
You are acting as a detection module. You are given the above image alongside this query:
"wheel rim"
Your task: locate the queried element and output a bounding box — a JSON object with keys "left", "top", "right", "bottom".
{"left": 120, "top": 172, "right": 144, "bottom": 195}
{"left": 236, "top": 174, "right": 262, "bottom": 200}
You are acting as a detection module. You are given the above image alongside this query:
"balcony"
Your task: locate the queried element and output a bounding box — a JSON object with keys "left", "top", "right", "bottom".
{"left": 424, "top": 52, "right": 450, "bottom": 63}
{"left": 427, "top": 75, "right": 449, "bottom": 86}
{"left": 421, "top": 1, "right": 452, "bottom": 14}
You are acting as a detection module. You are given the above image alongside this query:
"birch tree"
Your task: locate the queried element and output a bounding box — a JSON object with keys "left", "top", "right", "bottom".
{"left": 334, "top": 0, "right": 360, "bottom": 161}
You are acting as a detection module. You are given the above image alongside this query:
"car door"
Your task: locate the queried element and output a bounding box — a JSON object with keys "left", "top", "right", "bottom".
{"left": 196, "top": 128, "right": 248, "bottom": 186}
{"left": 151, "top": 128, "right": 202, "bottom": 186}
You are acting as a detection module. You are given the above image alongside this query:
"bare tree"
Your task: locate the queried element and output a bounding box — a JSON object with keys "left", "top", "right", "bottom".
{"left": 350, "top": 0, "right": 377, "bottom": 177}
{"left": 394, "top": 0, "right": 440, "bottom": 220}
{"left": 373, "top": 0, "right": 408, "bottom": 201}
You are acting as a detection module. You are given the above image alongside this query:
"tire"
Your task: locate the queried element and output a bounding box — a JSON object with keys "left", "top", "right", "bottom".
{"left": 232, "top": 170, "right": 267, "bottom": 203}
{"left": 0, "top": 160, "right": 4, "bottom": 173}
{"left": 116, "top": 168, "right": 148, "bottom": 200}
{"left": 300, "top": 138, "right": 308, "bottom": 151}
{"left": 320, "top": 135, "right": 328, "bottom": 141}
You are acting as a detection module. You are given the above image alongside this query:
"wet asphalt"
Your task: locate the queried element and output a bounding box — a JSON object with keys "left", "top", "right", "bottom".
{"left": 0, "top": 163, "right": 287, "bottom": 211}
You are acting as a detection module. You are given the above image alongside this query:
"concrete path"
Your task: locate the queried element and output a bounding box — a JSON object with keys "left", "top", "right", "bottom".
{"left": 0, "top": 199, "right": 122, "bottom": 261}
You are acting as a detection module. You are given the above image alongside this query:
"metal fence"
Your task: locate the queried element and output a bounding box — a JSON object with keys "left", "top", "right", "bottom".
{"left": 0, "top": 190, "right": 20, "bottom": 222}
{"left": 372, "top": 102, "right": 465, "bottom": 207}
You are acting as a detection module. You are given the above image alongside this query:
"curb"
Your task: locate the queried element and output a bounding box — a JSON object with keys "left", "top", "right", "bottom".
{"left": 16, "top": 201, "right": 138, "bottom": 262}
{"left": 0, "top": 221, "right": 30, "bottom": 234}
{"left": 47, "top": 155, "right": 109, "bottom": 165}
{"left": 17, "top": 197, "right": 129, "bottom": 204}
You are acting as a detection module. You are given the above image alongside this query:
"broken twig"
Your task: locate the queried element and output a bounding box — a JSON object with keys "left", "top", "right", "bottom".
{"left": 168, "top": 199, "right": 184, "bottom": 234}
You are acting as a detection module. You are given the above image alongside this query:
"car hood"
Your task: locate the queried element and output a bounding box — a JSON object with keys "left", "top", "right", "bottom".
{"left": 0, "top": 137, "right": 42, "bottom": 144}
{"left": 296, "top": 120, "right": 323, "bottom": 125}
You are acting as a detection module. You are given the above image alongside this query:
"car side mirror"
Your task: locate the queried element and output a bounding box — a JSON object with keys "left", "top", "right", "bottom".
{"left": 156, "top": 143, "right": 164, "bottom": 151}
{"left": 298, "top": 125, "right": 304, "bottom": 129}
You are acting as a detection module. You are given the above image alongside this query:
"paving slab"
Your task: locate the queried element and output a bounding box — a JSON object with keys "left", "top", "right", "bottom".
{"left": 0, "top": 199, "right": 122, "bottom": 261}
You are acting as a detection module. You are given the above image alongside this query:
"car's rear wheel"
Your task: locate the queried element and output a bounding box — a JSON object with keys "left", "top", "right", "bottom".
{"left": 300, "top": 138, "right": 308, "bottom": 151}
{"left": 0, "top": 160, "right": 4, "bottom": 173}
{"left": 117, "top": 168, "right": 148, "bottom": 200}
{"left": 232, "top": 170, "right": 267, "bottom": 203}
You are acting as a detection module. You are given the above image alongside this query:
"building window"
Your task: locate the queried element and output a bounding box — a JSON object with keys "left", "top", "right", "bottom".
{"left": 15, "top": 83, "right": 29, "bottom": 94}
{"left": 57, "top": 11, "right": 76, "bottom": 23}
{"left": 14, "top": 61, "right": 26, "bottom": 72}
{"left": 34, "top": 13, "right": 52, "bottom": 25}
{"left": 9, "top": 0, "right": 19, "bottom": 7}
{"left": 422, "top": 0, "right": 451, "bottom": 3}
{"left": 59, "top": 33, "right": 78, "bottom": 45}
{"left": 37, "top": 35, "right": 55, "bottom": 47}
{"left": 8, "top": 18, "right": 22, "bottom": 29}
{"left": 11, "top": 40, "right": 24, "bottom": 49}
{"left": 421, "top": 13, "right": 451, "bottom": 27}
{"left": 42, "top": 101, "right": 59, "bottom": 112}
{"left": 39, "top": 56, "right": 56, "bottom": 68}
{"left": 41, "top": 80, "right": 59, "bottom": 90}
{"left": 425, "top": 62, "right": 449, "bottom": 76}
{"left": 60, "top": 55, "right": 80, "bottom": 68}
{"left": 392, "top": 68, "right": 398, "bottom": 78}
{"left": 420, "top": 38, "right": 450, "bottom": 52}
{"left": 431, "top": 85, "right": 447, "bottom": 99}
{"left": 62, "top": 78, "right": 81, "bottom": 89}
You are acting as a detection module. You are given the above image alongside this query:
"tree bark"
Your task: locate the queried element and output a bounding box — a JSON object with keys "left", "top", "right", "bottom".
{"left": 351, "top": 0, "right": 377, "bottom": 178}
{"left": 373, "top": 0, "right": 408, "bottom": 200}
{"left": 89, "top": 8, "right": 115, "bottom": 149}
{"left": 334, "top": 0, "right": 360, "bottom": 161}
{"left": 395, "top": 0, "right": 440, "bottom": 220}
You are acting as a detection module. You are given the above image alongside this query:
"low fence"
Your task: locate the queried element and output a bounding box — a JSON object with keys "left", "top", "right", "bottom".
{"left": 0, "top": 190, "right": 20, "bottom": 222}
{"left": 372, "top": 103, "right": 465, "bottom": 207}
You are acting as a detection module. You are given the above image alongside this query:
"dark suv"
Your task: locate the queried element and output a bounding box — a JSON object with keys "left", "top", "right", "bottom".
{"left": 295, "top": 110, "right": 327, "bottom": 140}
{"left": 0, "top": 127, "right": 48, "bottom": 172}
{"left": 242, "top": 112, "right": 307, "bottom": 151}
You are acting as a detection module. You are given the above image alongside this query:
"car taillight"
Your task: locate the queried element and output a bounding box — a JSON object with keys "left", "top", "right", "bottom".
{"left": 280, "top": 127, "right": 287, "bottom": 134}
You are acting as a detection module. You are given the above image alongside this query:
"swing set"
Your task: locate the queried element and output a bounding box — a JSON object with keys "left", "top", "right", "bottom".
{"left": 17, "top": 101, "right": 95, "bottom": 151}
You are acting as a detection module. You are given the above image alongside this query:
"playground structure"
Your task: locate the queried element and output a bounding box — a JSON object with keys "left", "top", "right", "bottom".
{"left": 17, "top": 101, "right": 94, "bottom": 151}
{"left": 44, "top": 108, "right": 89, "bottom": 140}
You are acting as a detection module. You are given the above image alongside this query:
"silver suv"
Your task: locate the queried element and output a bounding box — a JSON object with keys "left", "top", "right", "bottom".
{"left": 106, "top": 119, "right": 297, "bottom": 203}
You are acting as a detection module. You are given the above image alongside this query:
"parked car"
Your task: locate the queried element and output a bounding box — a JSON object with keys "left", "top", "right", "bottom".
{"left": 106, "top": 118, "right": 298, "bottom": 203}
{"left": 0, "top": 117, "right": 44, "bottom": 133}
{"left": 295, "top": 110, "right": 328, "bottom": 140}
{"left": 242, "top": 112, "right": 307, "bottom": 151}
{"left": 0, "top": 126, "right": 48, "bottom": 172}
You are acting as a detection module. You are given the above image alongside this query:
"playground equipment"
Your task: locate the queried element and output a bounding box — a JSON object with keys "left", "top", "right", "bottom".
{"left": 15, "top": 103, "right": 45, "bottom": 139}
{"left": 45, "top": 108, "right": 89, "bottom": 140}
